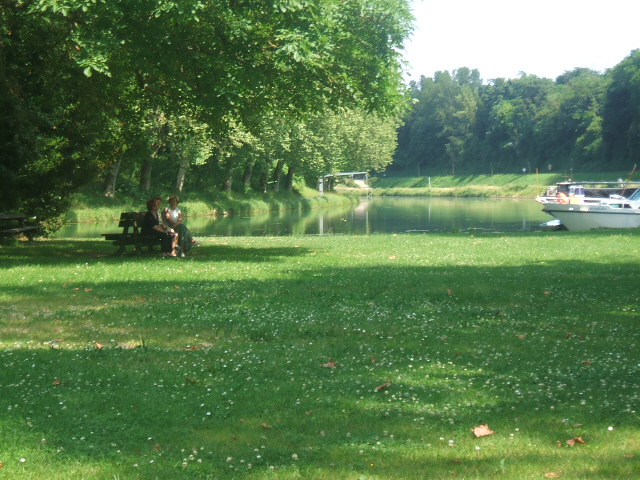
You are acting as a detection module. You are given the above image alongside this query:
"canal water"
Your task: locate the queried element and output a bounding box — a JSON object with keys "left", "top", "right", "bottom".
{"left": 56, "top": 197, "right": 551, "bottom": 238}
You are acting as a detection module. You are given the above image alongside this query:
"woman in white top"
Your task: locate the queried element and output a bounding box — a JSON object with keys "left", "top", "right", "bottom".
{"left": 163, "top": 196, "right": 197, "bottom": 256}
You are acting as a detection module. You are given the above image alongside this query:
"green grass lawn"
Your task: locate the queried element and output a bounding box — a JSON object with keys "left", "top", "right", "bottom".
{"left": 1, "top": 231, "right": 639, "bottom": 479}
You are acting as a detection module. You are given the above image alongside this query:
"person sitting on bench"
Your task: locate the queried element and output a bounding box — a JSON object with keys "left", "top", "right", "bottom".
{"left": 163, "top": 196, "right": 198, "bottom": 257}
{"left": 142, "top": 197, "right": 178, "bottom": 257}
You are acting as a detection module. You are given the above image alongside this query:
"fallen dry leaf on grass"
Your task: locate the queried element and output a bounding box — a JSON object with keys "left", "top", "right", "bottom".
{"left": 375, "top": 381, "right": 391, "bottom": 392}
{"left": 566, "top": 436, "right": 586, "bottom": 446}
{"left": 472, "top": 424, "right": 494, "bottom": 437}
{"left": 544, "top": 473, "right": 560, "bottom": 479}
{"left": 52, "top": 378, "right": 62, "bottom": 386}
{"left": 260, "top": 423, "right": 272, "bottom": 430}
{"left": 322, "top": 360, "right": 338, "bottom": 368}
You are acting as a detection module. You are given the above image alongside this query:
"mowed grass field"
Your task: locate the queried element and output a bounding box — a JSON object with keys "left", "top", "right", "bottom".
{"left": 1, "top": 231, "right": 639, "bottom": 479}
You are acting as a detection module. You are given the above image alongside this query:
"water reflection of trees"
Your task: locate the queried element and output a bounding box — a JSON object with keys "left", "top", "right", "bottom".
{"left": 56, "top": 198, "right": 548, "bottom": 238}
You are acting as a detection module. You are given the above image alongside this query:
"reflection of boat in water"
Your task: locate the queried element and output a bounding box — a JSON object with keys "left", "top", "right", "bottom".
{"left": 536, "top": 181, "right": 640, "bottom": 231}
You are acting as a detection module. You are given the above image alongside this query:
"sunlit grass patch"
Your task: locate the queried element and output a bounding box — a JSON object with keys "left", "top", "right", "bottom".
{"left": 0, "top": 231, "right": 638, "bottom": 478}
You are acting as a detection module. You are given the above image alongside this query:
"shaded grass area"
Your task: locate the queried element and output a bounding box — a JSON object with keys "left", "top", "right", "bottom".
{"left": 1, "top": 232, "right": 639, "bottom": 479}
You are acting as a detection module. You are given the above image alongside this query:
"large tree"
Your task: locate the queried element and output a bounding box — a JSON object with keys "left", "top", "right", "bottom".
{"left": 394, "top": 68, "right": 617, "bottom": 175}
{"left": 393, "top": 69, "right": 482, "bottom": 175}
{"left": 1, "top": 0, "right": 412, "bottom": 222}
{"left": 0, "top": 3, "right": 115, "bottom": 224}
{"left": 602, "top": 49, "right": 640, "bottom": 169}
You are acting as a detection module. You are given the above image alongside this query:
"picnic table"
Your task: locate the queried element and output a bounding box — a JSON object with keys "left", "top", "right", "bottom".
{"left": 0, "top": 213, "right": 40, "bottom": 239}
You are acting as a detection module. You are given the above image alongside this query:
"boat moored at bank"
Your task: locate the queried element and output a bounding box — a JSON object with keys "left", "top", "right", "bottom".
{"left": 536, "top": 181, "right": 640, "bottom": 231}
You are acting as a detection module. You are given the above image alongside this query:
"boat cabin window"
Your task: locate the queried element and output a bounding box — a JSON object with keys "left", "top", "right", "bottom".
{"left": 629, "top": 189, "right": 640, "bottom": 201}
{"left": 569, "top": 185, "right": 585, "bottom": 196}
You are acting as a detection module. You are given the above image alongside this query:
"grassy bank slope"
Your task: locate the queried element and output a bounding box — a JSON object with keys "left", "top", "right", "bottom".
{"left": 1, "top": 231, "right": 639, "bottom": 479}
{"left": 369, "top": 173, "right": 631, "bottom": 198}
{"left": 66, "top": 187, "right": 357, "bottom": 224}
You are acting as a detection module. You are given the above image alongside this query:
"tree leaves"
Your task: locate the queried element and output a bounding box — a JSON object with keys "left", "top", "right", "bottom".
{"left": 395, "top": 65, "right": 616, "bottom": 175}
{"left": 4, "top": 0, "right": 412, "bottom": 221}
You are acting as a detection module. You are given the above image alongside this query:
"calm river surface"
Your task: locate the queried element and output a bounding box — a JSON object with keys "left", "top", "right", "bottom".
{"left": 56, "top": 197, "right": 551, "bottom": 238}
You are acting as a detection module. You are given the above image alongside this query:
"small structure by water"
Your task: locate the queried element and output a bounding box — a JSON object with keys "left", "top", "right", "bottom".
{"left": 318, "top": 171, "right": 369, "bottom": 193}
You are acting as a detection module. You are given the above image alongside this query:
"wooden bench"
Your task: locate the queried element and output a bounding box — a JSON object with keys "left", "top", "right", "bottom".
{"left": 0, "top": 213, "right": 40, "bottom": 240}
{"left": 101, "top": 212, "right": 163, "bottom": 255}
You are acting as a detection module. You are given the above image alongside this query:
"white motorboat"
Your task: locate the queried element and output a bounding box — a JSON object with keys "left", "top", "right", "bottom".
{"left": 536, "top": 181, "right": 640, "bottom": 231}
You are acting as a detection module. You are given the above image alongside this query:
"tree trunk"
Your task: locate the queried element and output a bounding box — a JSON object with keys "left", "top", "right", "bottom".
{"left": 242, "top": 157, "right": 254, "bottom": 192}
{"left": 139, "top": 157, "right": 153, "bottom": 191}
{"left": 258, "top": 161, "right": 269, "bottom": 193}
{"left": 284, "top": 165, "right": 295, "bottom": 191}
{"left": 103, "top": 157, "right": 122, "bottom": 198}
{"left": 272, "top": 159, "right": 285, "bottom": 192}
{"left": 222, "top": 159, "right": 234, "bottom": 193}
{"left": 327, "top": 176, "right": 336, "bottom": 192}
{"left": 140, "top": 114, "right": 168, "bottom": 192}
{"left": 175, "top": 161, "right": 189, "bottom": 193}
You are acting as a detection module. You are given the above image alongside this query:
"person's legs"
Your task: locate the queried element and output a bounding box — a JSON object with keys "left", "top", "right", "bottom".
{"left": 171, "top": 232, "right": 179, "bottom": 254}
{"left": 160, "top": 232, "right": 176, "bottom": 256}
{"left": 176, "top": 225, "right": 191, "bottom": 254}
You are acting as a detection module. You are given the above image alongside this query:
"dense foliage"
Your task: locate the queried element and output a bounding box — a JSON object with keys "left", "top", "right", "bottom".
{"left": 1, "top": 0, "right": 412, "bottom": 223}
{"left": 393, "top": 50, "right": 640, "bottom": 176}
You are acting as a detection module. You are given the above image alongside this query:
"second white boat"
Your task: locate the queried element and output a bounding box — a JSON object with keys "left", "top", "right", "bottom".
{"left": 536, "top": 181, "right": 640, "bottom": 231}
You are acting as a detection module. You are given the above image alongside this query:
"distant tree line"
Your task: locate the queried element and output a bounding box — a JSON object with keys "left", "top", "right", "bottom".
{"left": 1, "top": 0, "right": 411, "bottom": 224}
{"left": 392, "top": 50, "right": 640, "bottom": 176}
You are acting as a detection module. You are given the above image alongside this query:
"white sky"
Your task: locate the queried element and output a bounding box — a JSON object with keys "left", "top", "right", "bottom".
{"left": 403, "top": 0, "right": 640, "bottom": 82}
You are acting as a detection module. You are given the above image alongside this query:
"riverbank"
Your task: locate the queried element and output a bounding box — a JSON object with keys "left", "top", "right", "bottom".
{"left": 366, "top": 172, "right": 631, "bottom": 198}
{"left": 65, "top": 188, "right": 359, "bottom": 224}
{"left": 65, "top": 172, "right": 631, "bottom": 224}
{"left": 1, "top": 232, "right": 638, "bottom": 479}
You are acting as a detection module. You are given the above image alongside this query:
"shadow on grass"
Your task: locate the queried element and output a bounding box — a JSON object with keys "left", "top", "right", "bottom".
{"left": 1, "top": 228, "right": 630, "bottom": 266}
{"left": 0, "top": 239, "right": 312, "bottom": 268}
{"left": 0, "top": 337, "right": 637, "bottom": 478}
{"left": 0, "top": 233, "right": 638, "bottom": 478}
